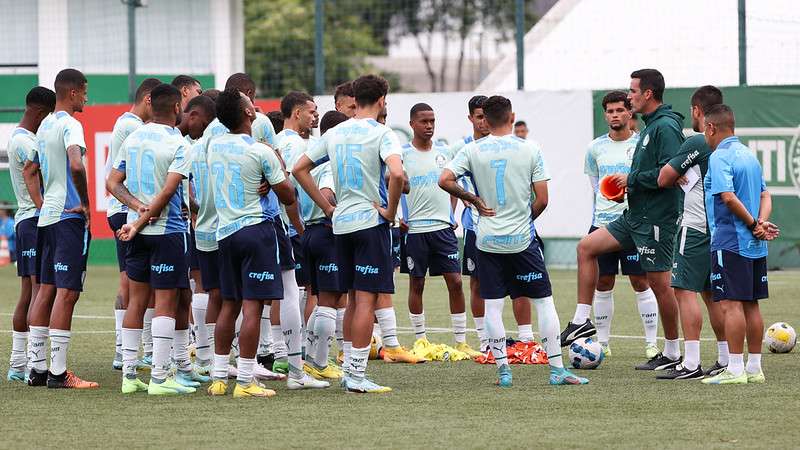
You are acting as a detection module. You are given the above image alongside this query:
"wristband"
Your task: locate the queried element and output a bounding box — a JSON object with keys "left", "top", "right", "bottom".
{"left": 748, "top": 219, "right": 757, "bottom": 231}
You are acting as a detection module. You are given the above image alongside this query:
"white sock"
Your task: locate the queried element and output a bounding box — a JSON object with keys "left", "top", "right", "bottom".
{"left": 49, "top": 329, "right": 71, "bottom": 376}
{"left": 375, "top": 307, "right": 400, "bottom": 348}
{"left": 451, "top": 312, "right": 467, "bottom": 344}
{"left": 237, "top": 356, "right": 255, "bottom": 385}
{"left": 335, "top": 308, "right": 345, "bottom": 351}
{"left": 258, "top": 308, "right": 272, "bottom": 356}
{"left": 745, "top": 352, "right": 761, "bottom": 374}
{"left": 191, "top": 293, "right": 210, "bottom": 363}
{"left": 207, "top": 323, "right": 216, "bottom": 357}
{"left": 305, "top": 305, "right": 319, "bottom": 359}
{"left": 572, "top": 303, "right": 591, "bottom": 324}
{"left": 281, "top": 270, "right": 303, "bottom": 378}
{"left": 663, "top": 338, "right": 681, "bottom": 361}
{"left": 534, "top": 296, "right": 564, "bottom": 368}
{"left": 173, "top": 328, "right": 192, "bottom": 372}
{"left": 684, "top": 340, "right": 700, "bottom": 371}
{"left": 717, "top": 341, "right": 729, "bottom": 366}
{"left": 593, "top": 290, "right": 614, "bottom": 345}
{"left": 342, "top": 341, "right": 352, "bottom": 375}
{"left": 349, "top": 345, "right": 370, "bottom": 381}
{"left": 473, "top": 316, "right": 488, "bottom": 350}
{"left": 28, "top": 326, "right": 48, "bottom": 372}
{"left": 728, "top": 353, "right": 744, "bottom": 376}
{"left": 10, "top": 331, "right": 28, "bottom": 371}
{"left": 271, "top": 324, "right": 287, "bottom": 360}
{"left": 409, "top": 312, "right": 426, "bottom": 340}
{"left": 298, "top": 287, "right": 307, "bottom": 325}
{"left": 122, "top": 328, "right": 143, "bottom": 379}
{"left": 231, "top": 312, "right": 243, "bottom": 359}
{"left": 312, "top": 306, "right": 336, "bottom": 369}
{"left": 484, "top": 298, "right": 508, "bottom": 368}
{"left": 151, "top": 316, "right": 176, "bottom": 381}
{"left": 635, "top": 289, "right": 658, "bottom": 345}
{"left": 142, "top": 308, "right": 155, "bottom": 355}
{"left": 212, "top": 353, "right": 229, "bottom": 380}
{"left": 114, "top": 309, "right": 125, "bottom": 362}
{"left": 517, "top": 324, "right": 534, "bottom": 343}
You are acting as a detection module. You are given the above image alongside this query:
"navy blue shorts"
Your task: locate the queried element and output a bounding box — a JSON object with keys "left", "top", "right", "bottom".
{"left": 477, "top": 238, "right": 552, "bottom": 300}
{"left": 334, "top": 223, "right": 394, "bottom": 294}
{"left": 400, "top": 228, "right": 460, "bottom": 277}
{"left": 391, "top": 227, "right": 401, "bottom": 268}
{"left": 462, "top": 229, "right": 478, "bottom": 278}
{"left": 711, "top": 249, "right": 768, "bottom": 302}
{"left": 187, "top": 227, "right": 200, "bottom": 271}
{"left": 37, "top": 218, "right": 91, "bottom": 291}
{"left": 275, "top": 220, "right": 295, "bottom": 271}
{"left": 107, "top": 212, "right": 129, "bottom": 272}
{"left": 291, "top": 234, "right": 308, "bottom": 286}
{"left": 219, "top": 220, "right": 283, "bottom": 301}
{"left": 15, "top": 217, "right": 37, "bottom": 277}
{"left": 196, "top": 249, "right": 221, "bottom": 291}
{"left": 589, "top": 226, "right": 645, "bottom": 276}
{"left": 302, "top": 224, "right": 344, "bottom": 295}
{"left": 126, "top": 232, "right": 189, "bottom": 290}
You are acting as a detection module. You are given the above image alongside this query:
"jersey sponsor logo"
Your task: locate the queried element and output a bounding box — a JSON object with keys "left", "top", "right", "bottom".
{"left": 627, "top": 254, "right": 640, "bottom": 262}
{"left": 680, "top": 149, "right": 701, "bottom": 170}
{"left": 355, "top": 264, "right": 380, "bottom": 275}
{"left": 53, "top": 262, "right": 69, "bottom": 272}
{"left": 248, "top": 271, "right": 276, "bottom": 281}
{"left": 409, "top": 170, "right": 440, "bottom": 187}
{"left": 406, "top": 257, "right": 415, "bottom": 270}
{"left": 21, "top": 248, "right": 36, "bottom": 258}
{"left": 319, "top": 263, "right": 339, "bottom": 273}
{"left": 710, "top": 272, "right": 722, "bottom": 281}
{"left": 515, "top": 272, "right": 543, "bottom": 282}
{"left": 151, "top": 263, "right": 175, "bottom": 274}
{"left": 637, "top": 246, "right": 656, "bottom": 255}
{"left": 447, "top": 252, "right": 459, "bottom": 260}
{"left": 482, "top": 234, "right": 529, "bottom": 247}
{"left": 335, "top": 210, "right": 374, "bottom": 224}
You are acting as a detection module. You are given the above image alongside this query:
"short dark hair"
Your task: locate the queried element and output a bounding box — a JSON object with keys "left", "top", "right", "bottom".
{"left": 216, "top": 88, "right": 247, "bottom": 131}
{"left": 185, "top": 94, "right": 216, "bottom": 120}
{"left": 150, "top": 83, "right": 181, "bottom": 117}
{"left": 410, "top": 103, "right": 433, "bottom": 119}
{"left": 334, "top": 81, "right": 354, "bottom": 101}
{"left": 267, "top": 110, "right": 284, "bottom": 133}
{"left": 135, "top": 78, "right": 162, "bottom": 104}
{"left": 54, "top": 68, "right": 87, "bottom": 97}
{"left": 352, "top": 74, "right": 388, "bottom": 107}
{"left": 225, "top": 73, "right": 255, "bottom": 95}
{"left": 691, "top": 85, "right": 723, "bottom": 114}
{"left": 280, "top": 91, "right": 314, "bottom": 118}
{"left": 26, "top": 86, "right": 56, "bottom": 111}
{"left": 481, "top": 95, "right": 512, "bottom": 128}
{"left": 201, "top": 88, "right": 220, "bottom": 101}
{"left": 704, "top": 104, "right": 735, "bottom": 130}
{"left": 171, "top": 75, "right": 200, "bottom": 90}
{"left": 320, "top": 110, "right": 349, "bottom": 134}
{"left": 630, "top": 68, "right": 665, "bottom": 101}
{"left": 468, "top": 95, "right": 487, "bottom": 115}
{"left": 514, "top": 120, "right": 527, "bottom": 128}
{"left": 601, "top": 90, "right": 631, "bottom": 110}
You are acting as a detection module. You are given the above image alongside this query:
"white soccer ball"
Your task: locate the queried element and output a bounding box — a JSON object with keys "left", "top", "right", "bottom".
{"left": 569, "top": 337, "right": 604, "bottom": 369}
{"left": 765, "top": 322, "right": 796, "bottom": 353}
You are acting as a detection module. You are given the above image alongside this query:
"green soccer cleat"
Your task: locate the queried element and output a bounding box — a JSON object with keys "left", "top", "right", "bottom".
{"left": 550, "top": 366, "right": 589, "bottom": 385}
{"left": 148, "top": 377, "right": 196, "bottom": 395}
{"left": 645, "top": 343, "right": 659, "bottom": 360}
{"left": 746, "top": 370, "right": 766, "bottom": 384}
{"left": 701, "top": 368, "right": 748, "bottom": 385}
{"left": 495, "top": 364, "right": 513, "bottom": 388}
{"left": 121, "top": 377, "right": 149, "bottom": 394}
{"left": 272, "top": 360, "right": 289, "bottom": 375}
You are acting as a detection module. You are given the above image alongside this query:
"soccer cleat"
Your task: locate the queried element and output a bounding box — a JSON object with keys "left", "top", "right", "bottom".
{"left": 455, "top": 342, "right": 483, "bottom": 359}
{"left": 177, "top": 369, "right": 210, "bottom": 386}
{"left": 27, "top": 368, "right": 47, "bottom": 387}
{"left": 112, "top": 359, "right": 123, "bottom": 370}
{"left": 233, "top": 382, "right": 276, "bottom": 398}
{"left": 148, "top": 377, "right": 196, "bottom": 395}
{"left": 194, "top": 362, "right": 212, "bottom": 377}
{"left": 704, "top": 361, "right": 727, "bottom": 377}
{"left": 304, "top": 363, "right": 343, "bottom": 380}
{"left": 701, "top": 368, "right": 748, "bottom": 385}
{"left": 746, "top": 370, "right": 766, "bottom": 384}
{"left": 121, "top": 377, "right": 149, "bottom": 394}
{"left": 559, "top": 319, "right": 596, "bottom": 347}
{"left": 254, "top": 364, "right": 287, "bottom": 381}
{"left": 549, "top": 366, "right": 589, "bottom": 385}
{"left": 343, "top": 376, "right": 392, "bottom": 394}
{"left": 383, "top": 346, "right": 427, "bottom": 364}
{"left": 337, "top": 351, "right": 344, "bottom": 365}
{"left": 635, "top": 353, "right": 681, "bottom": 371}
{"left": 257, "top": 353, "right": 275, "bottom": 370}
{"left": 207, "top": 379, "right": 228, "bottom": 396}
{"left": 655, "top": 364, "right": 704, "bottom": 380}
{"left": 287, "top": 373, "right": 331, "bottom": 390}
{"left": 368, "top": 336, "right": 381, "bottom": 360}
{"left": 601, "top": 343, "right": 611, "bottom": 358}
{"left": 47, "top": 371, "right": 100, "bottom": 389}
{"left": 495, "top": 364, "right": 513, "bottom": 388}
{"left": 7, "top": 368, "right": 25, "bottom": 382}
{"left": 140, "top": 354, "right": 153, "bottom": 368}
{"left": 272, "top": 360, "right": 289, "bottom": 374}
{"left": 645, "top": 343, "right": 660, "bottom": 360}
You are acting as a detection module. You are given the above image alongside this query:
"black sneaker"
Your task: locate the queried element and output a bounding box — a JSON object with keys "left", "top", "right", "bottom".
{"left": 257, "top": 353, "right": 275, "bottom": 370}
{"left": 559, "top": 319, "right": 596, "bottom": 347}
{"left": 635, "top": 353, "right": 681, "bottom": 370}
{"left": 656, "top": 364, "right": 704, "bottom": 380}
{"left": 27, "top": 368, "right": 48, "bottom": 387}
{"left": 704, "top": 361, "right": 727, "bottom": 376}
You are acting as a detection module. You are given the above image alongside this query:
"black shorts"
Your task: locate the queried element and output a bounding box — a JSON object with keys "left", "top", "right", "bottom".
{"left": 126, "top": 232, "right": 190, "bottom": 290}
{"left": 462, "top": 229, "right": 478, "bottom": 278}
{"left": 15, "top": 217, "right": 37, "bottom": 277}
{"left": 302, "top": 224, "right": 344, "bottom": 295}
{"left": 37, "top": 218, "right": 91, "bottom": 291}
{"left": 107, "top": 212, "right": 129, "bottom": 272}
{"left": 334, "top": 223, "right": 394, "bottom": 294}
{"left": 219, "top": 221, "right": 283, "bottom": 301}
{"left": 187, "top": 227, "right": 200, "bottom": 271}
{"left": 196, "top": 249, "right": 221, "bottom": 291}
{"left": 275, "top": 220, "right": 296, "bottom": 271}
{"left": 391, "top": 227, "right": 401, "bottom": 268}
{"left": 589, "top": 226, "right": 645, "bottom": 276}
{"left": 400, "top": 228, "right": 460, "bottom": 277}
{"left": 477, "top": 238, "right": 552, "bottom": 300}
{"left": 711, "top": 249, "right": 768, "bottom": 302}
{"left": 291, "top": 234, "right": 308, "bottom": 286}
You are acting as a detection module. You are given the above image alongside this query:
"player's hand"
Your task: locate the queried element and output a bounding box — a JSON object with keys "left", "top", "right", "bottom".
{"left": 116, "top": 223, "right": 138, "bottom": 242}
{"left": 399, "top": 219, "right": 409, "bottom": 233}
{"left": 753, "top": 220, "right": 780, "bottom": 241}
{"left": 472, "top": 197, "right": 495, "bottom": 217}
{"left": 373, "top": 202, "right": 395, "bottom": 224}
{"left": 258, "top": 181, "right": 271, "bottom": 197}
{"left": 451, "top": 221, "right": 459, "bottom": 231}
{"left": 323, "top": 204, "right": 335, "bottom": 219}
{"left": 675, "top": 176, "right": 689, "bottom": 186}
{"left": 609, "top": 173, "right": 628, "bottom": 189}
{"left": 65, "top": 205, "right": 91, "bottom": 230}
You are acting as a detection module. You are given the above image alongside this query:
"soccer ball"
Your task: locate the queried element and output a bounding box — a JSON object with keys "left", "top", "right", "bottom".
{"left": 569, "top": 337, "right": 604, "bottom": 369}
{"left": 765, "top": 322, "right": 796, "bottom": 353}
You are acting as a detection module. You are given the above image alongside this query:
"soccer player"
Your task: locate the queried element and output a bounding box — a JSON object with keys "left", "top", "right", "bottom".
{"left": 25, "top": 69, "right": 97, "bottom": 389}
{"left": 400, "top": 103, "right": 479, "bottom": 358}
{"left": 582, "top": 91, "right": 659, "bottom": 358}
{"left": 513, "top": 120, "right": 528, "bottom": 140}
{"left": 701, "top": 104, "right": 779, "bottom": 385}
{"left": 334, "top": 81, "right": 356, "bottom": 118}
{"left": 439, "top": 95, "right": 587, "bottom": 387}
{"left": 108, "top": 77, "right": 161, "bottom": 371}
{"left": 6, "top": 87, "right": 55, "bottom": 382}
{"left": 171, "top": 75, "right": 202, "bottom": 111}
{"left": 656, "top": 86, "right": 728, "bottom": 379}
{"left": 561, "top": 69, "right": 684, "bottom": 371}
{"left": 294, "top": 74, "right": 404, "bottom": 393}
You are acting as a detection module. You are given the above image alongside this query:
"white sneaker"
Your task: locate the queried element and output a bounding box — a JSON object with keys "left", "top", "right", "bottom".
{"left": 287, "top": 373, "right": 330, "bottom": 390}
{"left": 254, "top": 364, "right": 286, "bottom": 381}
{"left": 227, "top": 365, "right": 238, "bottom": 379}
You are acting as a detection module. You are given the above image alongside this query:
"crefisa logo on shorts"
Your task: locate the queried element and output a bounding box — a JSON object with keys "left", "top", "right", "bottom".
{"left": 249, "top": 271, "right": 275, "bottom": 281}
{"left": 21, "top": 248, "right": 36, "bottom": 258}
{"left": 53, "top": 262, "right": 69, "bottom": 272}
{"left": 355, "top": 265, "right": 379, "bottom": 275}
{"left": 319, "top": 263, "right": 338, "bottom": 273}
{"left": 151, "top": 263, "right": 175, "bottom": 274}
{"left": 711, "top": 272, "right": 722, "bottom": 281}
{"left": 515, "top": 272, "right": 543, "bottom": 282}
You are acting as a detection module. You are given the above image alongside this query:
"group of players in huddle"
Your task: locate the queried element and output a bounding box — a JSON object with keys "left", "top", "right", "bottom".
{"left": 4, "top": 66, "right": 778, "bottom": 396}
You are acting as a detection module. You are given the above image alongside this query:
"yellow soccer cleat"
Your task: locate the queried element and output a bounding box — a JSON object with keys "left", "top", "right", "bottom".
{"left": 383, "top": 345, "right": 427, "bottom": 364}
{"left": 336, "top": 351, "right": 344, "bottom": 365}
{"left": 746, "top": 370, "right": 766, "bottom": 384}
{"left": 207, "top": 379, "right": 228, "bottom": 396}
{"left": 233, "top": 382, "right": 276, "bottom": 398}
{"left": 304, "top": 363, "right": 343, "bottom": 380}
{"left": 455, "top": 342, "right": 483, "bottom": 359}
{"left": 368, "top": 336, "right": 381, "bottom": 360}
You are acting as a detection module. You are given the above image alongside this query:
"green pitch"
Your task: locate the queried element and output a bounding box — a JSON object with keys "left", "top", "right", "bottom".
{"left": 1, "top": 266, "right": 798, "bottom": 449}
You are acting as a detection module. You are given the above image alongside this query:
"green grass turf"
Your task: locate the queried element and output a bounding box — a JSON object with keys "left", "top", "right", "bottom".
{"left": 0, "top": 265, "right": 798, "bottom": 449}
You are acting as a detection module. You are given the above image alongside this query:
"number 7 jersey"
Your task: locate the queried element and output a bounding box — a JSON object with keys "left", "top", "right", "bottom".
{"left": 446, "top": 134, "right": 550, "bottom": 254}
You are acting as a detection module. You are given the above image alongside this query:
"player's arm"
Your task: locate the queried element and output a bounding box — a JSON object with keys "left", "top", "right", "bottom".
{"left": 376, "top": 154, "right": 404, "bottom": 223}
{"left": 22, "top": 159, "right": 43, "bottom": 209}
{"left": 438, "top": 169, "right": 494, "bottom": 217}
{"left": 106, "top": 168, "right": 148, "bottom": 214}
{"left": 293, "top": 154, "right": 333, "bottom": 218}
{"left": 188, "top": 179, "right": 199, "bottom": 215}
{"left": 66, "top": 144, "right": 91, "bottom": 226}
{"left": 262, "top": 147, "right": 296, "bottom": 207}
{"left": 531, "top": 180, "right": 549, "bottom": 219}
{"left": 118, "top": 173, "right": 184, "bottom": 241}
{"left": 284, "top": 196, "right": 305, "bottom": 235}
{"left": 658, "top": 140, "right": 697, "bottom": 188}
{"left": 753, "top": 189, "right": 779, "bottom": 240}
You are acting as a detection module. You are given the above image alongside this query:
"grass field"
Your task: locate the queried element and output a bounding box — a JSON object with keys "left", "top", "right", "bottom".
{"left": 0, "top": 265, "right": 798, "bottom": 449}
